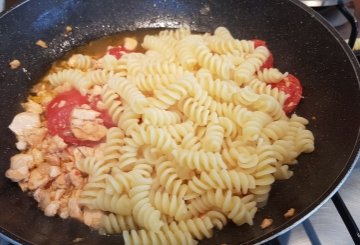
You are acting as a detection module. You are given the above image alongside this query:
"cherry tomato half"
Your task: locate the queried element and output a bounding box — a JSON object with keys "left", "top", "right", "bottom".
{"left": 271, "top": 74, "right": 303, "bottom": 114}
{"left": 46, "top": 89, "right": 115, "bottom": 146}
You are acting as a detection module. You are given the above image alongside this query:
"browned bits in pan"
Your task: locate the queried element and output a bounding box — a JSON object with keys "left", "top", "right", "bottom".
{"left": 72, "top": 237, "right": 84, "bottom": 243}
{"left": 284, "top": 208, "right": 296, "bottom": 218}
{"left": 9, "top": 59, "right": 21, "bottom": 69}
{"left": 36, "top": 40, "right": 48, "bottom": 48}
{"left": 260, "top": 218, "right": 273, "bottom": 229}
{"left": 66, "top": 25, "right": 73, "bottom": 33}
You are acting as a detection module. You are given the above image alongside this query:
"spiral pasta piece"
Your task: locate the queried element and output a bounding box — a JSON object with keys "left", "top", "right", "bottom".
{"left": 123, "top": 228, "right": 196, "bottom": 245}
{"left": 195, "top": 44, "right": 233, "bottom": 80}
{"left": 101, "top": 86, "right": 125, "bottom": 126}
{"left": 142, "top": 35, "right": 176, "bottom": 61}
{"left": 108, "top": 76, "right": 149, "bottom": 114}
{"left": 162, "top": 121, "right": 194, "bottom": 143}
{"left": 202, "top": 189, "right": 257, "bottom": 225}
{"left": 188, "top": 169, "right": 256, "bottom": 195}
{"left": 149, "top": 73, "right": 199, "bottom": 109}
{"left": 172, "top": 148, "right": 227, "bottom": 171}
{"left": 175, "top": 35, "right": 202, "bottom": 71}
{"left": 142, "top": 108, "right": 181, "bottom": 126}
{"left": 257, "top": 68, "right": 286, "bottom": 84}
{"left": 150, "top": 190, "right": 189, "bottom": 221}
{"left": 252, "top": 94, "right": 287, "bottom": 120}
{"left": 130, "top": 126, "right": 177, "bottom": 154}
{"left": 68, "top": 54, "right": 93, "bottom": 70}
{"left": 261, "top": 120, "right": 289, "bottom": 141}
{"left": 80, "top": 190, "right": 132, "bottom": 216}
{"left": 143, "top": 60, "right": 183, "bottom": 76}
{"left": 178, "top": 97, "right": 211, "bottom": 126}
{"left": 76, "top": 157, "right": 110, "bottom": 179}
{"left": 203, "top": 210, "right": 228, "bottom": 230}
{"left": 206, "top": 35, "right": 255, "bottom": 55}
{"left": 159, "top": 25, "right": 191, "bottom": 40}
{"left": 47, "top": 69, "right": 92, "bottom": 94}
{"left": 214, "top": 26, "right": 234, "bottom": 40}
{"left": 197, "top": 69, "right": 233, "bottom": 102}
{"left": 248, "top": 78, "right": 288, "bottom": 106}
{"left": 201, "top": 122, "right": 224, "bottom": 152}
{"left": 155, "top": 160, "right": 188, "bottom": 197}
{"left": 104, "top": 171, "right": 133, "bottom": 195}
{"left": 102, "top": 127, "right": 124, "bottom": 165}
{"left": 79, "top": 175, "right": 107, "bottom": 199}
{"left": 295, "top": 129, "right": 315, "bottom": 153}
{"left": 101, "top": 213, "right": 138, "bottom": 234}
{"left": 129, "top": 176, "right": 163, "bottom": 232}
{"left": 86, "top": 69, "right": 113, "bottom": 85}
{"left": 133, "top": 73, "right": 180, "bottom": 93}
{"left": 117, "top": 106, "right": 141, "bottom": 136}
{"left": 233, "top": 46, "right": 270, "bottom": 85}
{"left": 168, "top": 216, "right": 214, "bottom": 240}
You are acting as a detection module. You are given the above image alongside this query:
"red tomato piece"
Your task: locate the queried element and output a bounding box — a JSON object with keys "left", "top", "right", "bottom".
{"left": 46, "top": 90, "right": 89, "bottom": 145}
{"left": 253, "top": 39, "right": 266, "bottom": 48}
{"left": 46, "top": 89, "right": 116, "bottom": 146}
{"left": 271, "top": 74, "right": 303, "bottom": 114}
{"left": 253, "top": 39, "right": 274, "bottom": 69}
{"left": 107, "top": 46, "right": 128, "bottom": 59}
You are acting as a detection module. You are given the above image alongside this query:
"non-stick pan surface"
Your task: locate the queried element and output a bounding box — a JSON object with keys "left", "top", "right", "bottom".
{"left": 0, "top": 0, "right": 359, "bottom": 244}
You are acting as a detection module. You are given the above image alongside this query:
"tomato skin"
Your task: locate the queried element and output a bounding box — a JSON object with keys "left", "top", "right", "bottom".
{"left": 107, "top": 46, "right": 129, "bottom": 59}
{"left": 46, "top": 90, "right": 115, "bottom": 146}
{"left": 271, "top": 74, "right": 303, "bottom": 114}
{"left": 46, "top": 90, "right": 88, "bottom": 145}
{"left": 253, "top": 39, "right": 266, "bottom": 48}
{"left": 253, "top": 39, "right": 273, "bottom": 69}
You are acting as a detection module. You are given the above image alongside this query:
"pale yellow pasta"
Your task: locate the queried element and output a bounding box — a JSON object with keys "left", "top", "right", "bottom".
{"left": 68, "top": 54, "right": 94, "bottom": 70}
{"left": 257, "top": 68, "right": 287, "bottom": 84}
{"left": 101, "top": 213, "right": 138, "bottom": 234}
{"left": 9, "top": 26, "right": 316, "bottom": 245}
{"left": 123, "top": 228, "right": 196, "bottom": 245}
{"left": 86, "top": 69, "right": 113, "bottom": 85}
{"left": 195, "top": 43, "right": 234, "bottom": 80}
{"left": 142, "top": 35, "right": 176, "bottom": 61}
{"left": 46, "top": 68, "right": 92, "bottom": 94}
{"left": 206, "top": 35, "right": 255, "bottom": 55}
{"left": 150, "top": 190, "right": 189, "bottom": 221}
{"left": 129, "top": 175, "right": 164, "bottom": 232}
{"left": 188, "top": 169, "right": 256, "bottom": 195}
{"left": 233, "top": 46, "right": 270, "bottom": 85}
{"left": 248, "top": 78, "right": 288, "bottom": 106}
{"left": 80, "top": 190, "right": 132, "bottom": 216}
{"left": 108, "top": 76, "right": 149, "bottom": 114}
{"left": 175, "top": 35, "right": 202, "bottom": 71}
{"left": 104, "top": 170, "right": 133, "bottom": 195}
{"left": 142, "top": 108, "right": 182, "bottom": 126}
{"left": 75, "top": 157, "right": 110, "bottom": 179}
{"left": 155, "top": 160, "right": 188, "bottom": 197}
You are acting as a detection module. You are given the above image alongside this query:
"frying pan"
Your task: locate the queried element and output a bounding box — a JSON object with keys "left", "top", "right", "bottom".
{"left": 0, "top": 0, "right": 359, "bottom": 244}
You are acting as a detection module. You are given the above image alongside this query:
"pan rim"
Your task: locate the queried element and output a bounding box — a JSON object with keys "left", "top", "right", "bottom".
{"left": 0, "top": 0, "right": 359, "bottom": 244}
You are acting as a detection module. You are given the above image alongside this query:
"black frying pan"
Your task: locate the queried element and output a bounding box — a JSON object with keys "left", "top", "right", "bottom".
{"left": 0, "top": 0, "right": 359, "bottom": 244}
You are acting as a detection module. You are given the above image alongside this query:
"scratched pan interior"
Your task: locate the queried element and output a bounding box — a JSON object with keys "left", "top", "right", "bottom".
{"left": 0, "top": 0, "right": 359, "bottom": 244}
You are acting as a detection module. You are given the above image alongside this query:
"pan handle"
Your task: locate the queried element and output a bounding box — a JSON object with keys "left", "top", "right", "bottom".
{"left": 331, "top": 192, "right": 360, "bottom": 244}
{"left": 337, "top": 2, "right": 358, "bottom": 49}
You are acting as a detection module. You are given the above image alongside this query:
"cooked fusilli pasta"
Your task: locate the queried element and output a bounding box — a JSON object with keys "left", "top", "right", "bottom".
{"left": 8, "top": 26, "right": 315, "bottom": 245}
